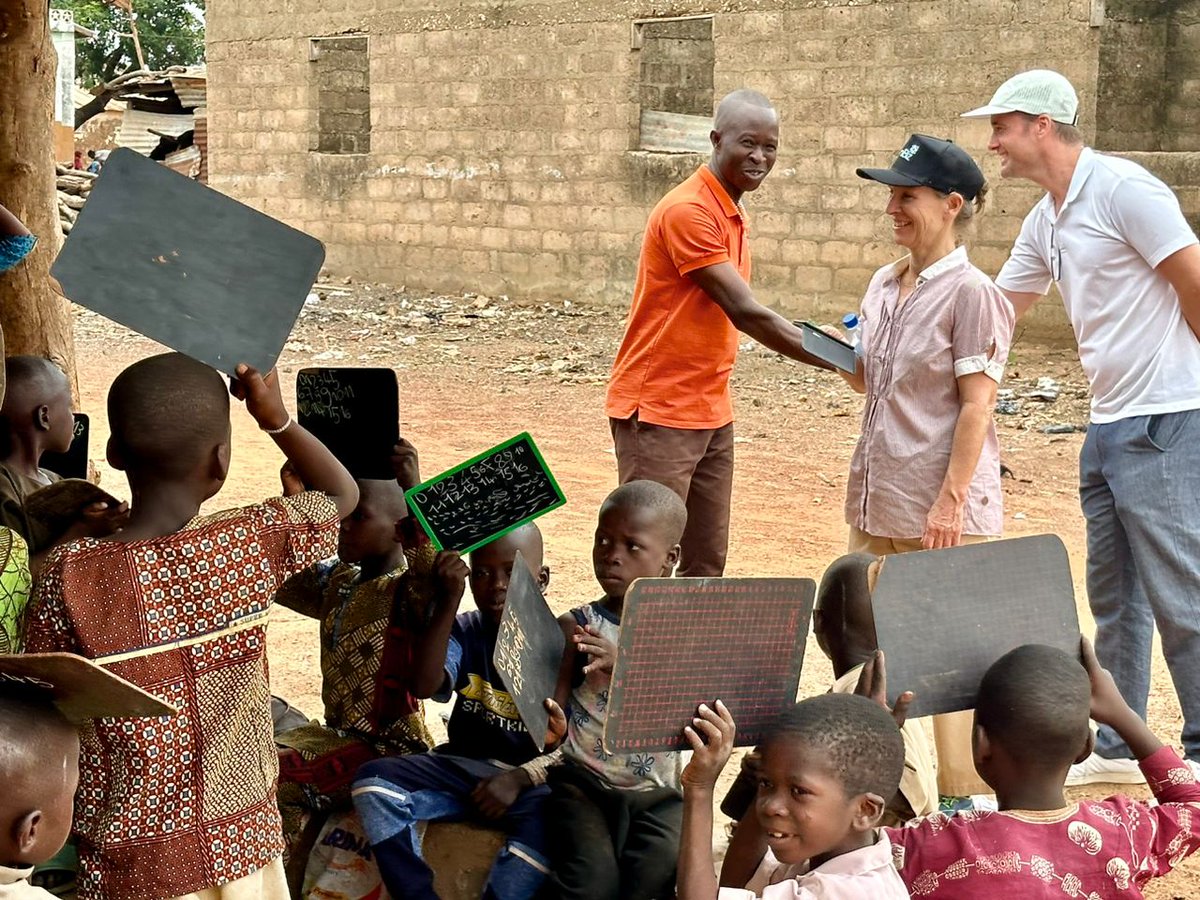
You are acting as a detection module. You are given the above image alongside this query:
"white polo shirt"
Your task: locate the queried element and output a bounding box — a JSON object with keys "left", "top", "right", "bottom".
{"left": 997, "top": 147, "right": 1200, "bottom": 423}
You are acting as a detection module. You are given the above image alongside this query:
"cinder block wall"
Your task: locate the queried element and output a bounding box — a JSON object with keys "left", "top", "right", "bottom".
{"left": 206, "top": 0, "right": 1122, "bottom": 339}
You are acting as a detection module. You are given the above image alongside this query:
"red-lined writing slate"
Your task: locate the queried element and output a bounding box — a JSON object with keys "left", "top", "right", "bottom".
{"left": 604, "top": 577, "right": 816, "bottom": 754}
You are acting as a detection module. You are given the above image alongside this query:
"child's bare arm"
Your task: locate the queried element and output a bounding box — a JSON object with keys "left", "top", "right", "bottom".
{"left": 575, "top": 624, "right": 616, "bottom": 683}
{"left": 409, "top": 550, "right": 468, "bottom": 698}
{"left": 553, "top": 612, "right": 580, "bottom": 712}
{"left": 0, "top": 203, "right": 31, "bottom": 237}
{"left": 1082, "top": 637, "right": 1162, "bottom": 760}
{"left": 720, "top": 809, "right": 768, "bottom": 889}
{"left": 231, "top": 364, "right": 358, "bottom": 519}
{"left": 391, "top": 438, "right": 421, "bottom": 492}
{"left": 678, "top": 701, "right": 735, "bottom": 900}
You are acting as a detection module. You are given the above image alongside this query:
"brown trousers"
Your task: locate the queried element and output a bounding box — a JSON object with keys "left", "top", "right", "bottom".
{"left": 847, "top": 526, "right": 992, "bottom": 797}
{"left": 609, "top": 415, "right": 734, "bottom": 577}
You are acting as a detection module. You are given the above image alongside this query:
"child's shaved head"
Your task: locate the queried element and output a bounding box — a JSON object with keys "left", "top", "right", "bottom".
{"left": 0, "top": 689, "right": 81, "bottom": 866}
{"left": 2, "top": 357, "right": 69, "bottom": 413}
{"left": 976, "top": 644, "right": 1091, "bottom": 770}
{"left": 108, "top": 353, "right": 230, "bottom": 478}
{"left": 600, "top": 480, "right": 687, "bottom": 545}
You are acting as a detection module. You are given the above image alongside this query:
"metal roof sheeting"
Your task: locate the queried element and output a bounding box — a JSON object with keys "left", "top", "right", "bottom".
{"left": 116, "top": 109, "right": 194, "bottom": 155}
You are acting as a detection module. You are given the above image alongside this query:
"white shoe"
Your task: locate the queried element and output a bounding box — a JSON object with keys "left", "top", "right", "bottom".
{"left": 1066, "top": 753, "right": 1145, "bottom": 786}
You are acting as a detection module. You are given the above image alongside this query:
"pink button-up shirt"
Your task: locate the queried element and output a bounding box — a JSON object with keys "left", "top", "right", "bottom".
{"left": 845, "top": 247, "right": 1014, "bottom": 540}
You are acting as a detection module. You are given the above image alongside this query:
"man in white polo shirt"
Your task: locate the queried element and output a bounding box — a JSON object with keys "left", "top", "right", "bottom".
{"left": 963, "top": 70, "right": 1200, "bottom": 784}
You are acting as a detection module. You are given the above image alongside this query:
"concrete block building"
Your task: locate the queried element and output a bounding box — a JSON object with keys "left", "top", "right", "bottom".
{"left": 206, "top": 0, "right": 1200, "bottom": 336}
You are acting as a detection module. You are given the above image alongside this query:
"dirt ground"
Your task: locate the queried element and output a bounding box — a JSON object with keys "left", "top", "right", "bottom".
{"left": 71, "top": 280, "right": 1197, "bottom": 898}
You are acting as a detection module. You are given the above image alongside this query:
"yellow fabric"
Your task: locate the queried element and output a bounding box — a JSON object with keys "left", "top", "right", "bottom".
{"left": 169, "top": 858, "right": 288, "bottom": 900}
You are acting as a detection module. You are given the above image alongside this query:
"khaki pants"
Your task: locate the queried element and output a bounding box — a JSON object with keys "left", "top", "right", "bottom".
{"left": 610, "top": 415, "right": 734, "bottom": 577}
{"left": 848, "top": 526, "right": 992, "bottom": 797}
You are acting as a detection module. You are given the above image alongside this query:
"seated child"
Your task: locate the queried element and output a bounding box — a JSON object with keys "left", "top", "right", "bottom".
{"left": 0, "top": 358, "right": 71, "bottom": 543}
{"left": 352, "top": 522, "right": 564, "bottom": 900}
{"left": 720, "top": 551, "right": 936, "bottom": 879}
{"left": 678, "top": 693, "right": 909, "bottom": 899}
{"left": 272, "top": 439, "right": 443, "bottom": 892}
{"left": 0, "top": 357, "right": 125, "bottom": 556}
{"left": 23, "top": 352, "right": 359, "bottom": 900}
{"left": 886, "top": 639, "right": 1200, "bottom": 898}
{"left": 0, "top": 651, "right": 174, "bottom": 900}
{"left": 543, "top": 480, "right": 687, "bottom": 900}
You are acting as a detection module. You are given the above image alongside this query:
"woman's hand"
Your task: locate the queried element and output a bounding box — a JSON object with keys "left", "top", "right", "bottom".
{"left": 922, "top": 491, "right": 965, "bottom": 549}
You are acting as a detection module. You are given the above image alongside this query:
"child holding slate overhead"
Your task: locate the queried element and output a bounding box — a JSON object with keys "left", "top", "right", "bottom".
{"left": 272, "top": 438, "right": 449, "bottom": 893}
{"left": 353, "top": 522, "right": 565, "bottom": 900}
{"left": 720, "top": 552, "right": 937, "bottom": 876}
{"left": 677, "top": 693, "right": 909, "bottom": 899}
{"left": 885, "top": 640, "right": 1200, "bottom": 898}
{"left": 23, "top": 352, "right": 358, "bottom": 900}
{"left": 542, "top": 480, "right": 687, "bottom": 900}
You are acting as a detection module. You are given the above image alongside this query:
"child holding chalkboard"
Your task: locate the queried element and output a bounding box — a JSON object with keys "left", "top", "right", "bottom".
{"left": 353, "top": 522, "right": 567, "bottom": 900}
{"left": 272, "top": 438, "right": 450, "bottom": 892}
{"left": 541, "top": 480, "right": 687, "bottom": 900}
{"left": 677, "top": 693, "right": 910, "bottom": 899}
{"left": 719, "top": 553, "right": 937, "bottom": 882}
{"left": 885, "top": 640, "right": 1200, "bottom": 898}
{"left": 23, "top": 352, "right": 359, "bottom": 900}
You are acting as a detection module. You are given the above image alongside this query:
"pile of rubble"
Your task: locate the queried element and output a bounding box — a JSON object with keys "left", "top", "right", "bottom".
{"left": 55, "top": 165, "right": 95, "bottom": 235}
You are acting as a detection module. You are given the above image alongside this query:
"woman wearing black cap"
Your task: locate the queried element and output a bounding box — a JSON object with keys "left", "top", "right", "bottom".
{"left": 831, "top": 134, "right": 1015, "bottom": 800}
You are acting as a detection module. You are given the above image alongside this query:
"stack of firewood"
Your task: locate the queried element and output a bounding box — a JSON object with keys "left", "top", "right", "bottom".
{"left": 55, "top": 165, "right": 96, "bottom": 235}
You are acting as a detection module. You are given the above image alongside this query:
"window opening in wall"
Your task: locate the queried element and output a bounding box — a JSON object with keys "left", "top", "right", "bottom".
{"left": 633, "top": 14, "right": 714, "bottom": 153}
{"left": 309, "top": 35, "right": 371, "bottom": 155}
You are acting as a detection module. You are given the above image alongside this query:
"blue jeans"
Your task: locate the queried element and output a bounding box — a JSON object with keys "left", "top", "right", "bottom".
{"left": 1081, "top": 410, "right": 1200, "bottom": 760}
{"left": 352, "top": 753, "right": 550, "bottom": 900}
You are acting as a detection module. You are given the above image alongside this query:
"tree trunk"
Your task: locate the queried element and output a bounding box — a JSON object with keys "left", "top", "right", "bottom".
{"left": 0, "top": 2, "right": 77, "bottom": 389}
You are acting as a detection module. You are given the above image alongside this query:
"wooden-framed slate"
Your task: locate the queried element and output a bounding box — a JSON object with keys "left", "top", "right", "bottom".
{"left": 296, "top": 367, "right": 399, "bottom": 480}
{"left": 492, "top": 550, "right": 563, "bottom": 751}
{"left": 404, "top": 433, "right": 565, "bottom": 553}
{"left": 50, "top": 148, "right": 324, "bottom": 375}
{"left": 871, "top": 534, "right": 1081, "bottom": 717}
{"left": 604, "top": 576, "right": 816, "bottom": 754}
{"left": 40, "top": 413, "right": 89, "bottom": 481}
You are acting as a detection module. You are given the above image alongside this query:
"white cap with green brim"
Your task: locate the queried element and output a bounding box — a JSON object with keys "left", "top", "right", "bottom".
{"left": 961, "top": 69, "right": 1079, "bottom": 125}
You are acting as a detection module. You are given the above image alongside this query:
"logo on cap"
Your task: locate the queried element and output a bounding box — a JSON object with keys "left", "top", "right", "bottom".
{"left": 898, "top": 144, "right": 920, "bottom": 161}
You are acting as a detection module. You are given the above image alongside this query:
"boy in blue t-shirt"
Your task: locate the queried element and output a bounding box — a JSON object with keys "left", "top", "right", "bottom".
{"left": 352, "top": 522, "right": 564, "bottom": 899}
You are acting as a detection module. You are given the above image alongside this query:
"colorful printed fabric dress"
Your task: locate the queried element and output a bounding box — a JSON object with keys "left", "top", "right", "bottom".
{"left": 273, "top": 543, "right": 436, "bottom": 881}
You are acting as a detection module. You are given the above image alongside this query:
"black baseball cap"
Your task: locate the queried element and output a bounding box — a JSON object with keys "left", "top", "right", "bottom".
{"left": 856, "top": 134, "right": 985, "bottom": 201}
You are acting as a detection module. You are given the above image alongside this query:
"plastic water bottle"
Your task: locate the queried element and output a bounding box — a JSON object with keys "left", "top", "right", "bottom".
{"left": 842, "top": 313, "right": 862, "bottom": 356}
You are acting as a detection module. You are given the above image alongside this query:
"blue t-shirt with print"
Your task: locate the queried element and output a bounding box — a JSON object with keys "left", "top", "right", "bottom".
{"left": 436, "top": 609, "right": 539, "bottom": 767}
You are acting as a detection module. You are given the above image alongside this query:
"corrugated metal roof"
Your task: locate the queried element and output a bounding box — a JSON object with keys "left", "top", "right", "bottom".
{"left": 116, "top": 109, "right": 193, "bottom": 155}
{"left": 72, "top": 85, "right": 125, "bottom": 112}
{"left": 169, "top": 66, "right": 207, "bottom": 110}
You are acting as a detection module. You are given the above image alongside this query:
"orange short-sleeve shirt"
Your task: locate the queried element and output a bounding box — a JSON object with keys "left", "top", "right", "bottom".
{"left": 605, "top": 166, "right": 750, "bottom": 430}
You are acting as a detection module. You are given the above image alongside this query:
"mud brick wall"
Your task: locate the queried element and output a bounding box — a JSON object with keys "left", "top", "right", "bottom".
{"left": 207, "top": 0, "right": 1200, "bottom": 340}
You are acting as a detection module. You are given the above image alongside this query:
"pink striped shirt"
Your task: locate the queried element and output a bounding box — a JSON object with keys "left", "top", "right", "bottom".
{"left": 845, "top": 247, "right": 1014, "bottom": 539}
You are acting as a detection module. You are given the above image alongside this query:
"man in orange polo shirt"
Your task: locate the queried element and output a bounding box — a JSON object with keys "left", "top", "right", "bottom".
{"left": 606, "top": 89, "right": 827, "bottom": 576}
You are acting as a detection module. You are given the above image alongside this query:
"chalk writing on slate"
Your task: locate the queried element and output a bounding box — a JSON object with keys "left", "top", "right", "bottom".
{"left": 40, "top": 414, "right": 89, "bottom": 481}
{"left": 405, "top": 433, "right": 565, "bottom": 554}
{"left": 296, "top": 367, "right": 398, "bottom": 480}
{"left": 493, "top": 550, "right": 563, "bottom": 751}
{"left": 604, "top": 577, "right": 816, "bottom": 754}
{"left": 872, "top": 534, "right": 1080, "bottom": 717}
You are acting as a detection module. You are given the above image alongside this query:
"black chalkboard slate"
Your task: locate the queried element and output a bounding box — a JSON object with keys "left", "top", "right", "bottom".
{"left": 40, "top": 413, "right": 88, "bottom": 480}
{"left": 50, "top": 148, "right": 324, "bottom": 375}
{"left": 605, "top": 577, "right": 816, "bottom": 754}
{"left": 296, "top": 368, "right": 398, "bottom": 481}
{"left": 404, "top": 433, "right": 565, "bottom": 553}
{"left": 492, "top": 550, "right": 563, "bottom": 751}
{"left": 872, "top": 534, "right": 1080, "bottom": 717}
